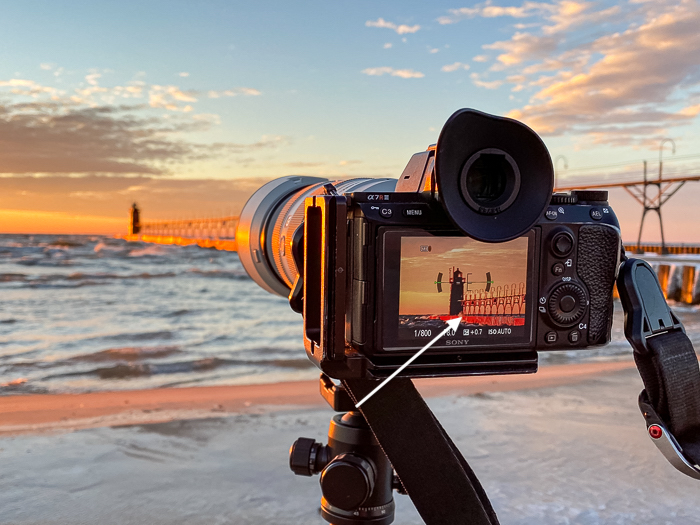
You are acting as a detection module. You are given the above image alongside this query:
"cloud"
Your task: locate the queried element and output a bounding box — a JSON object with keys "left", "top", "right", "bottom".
{"left": 384, "top": 43, "right": 393, "bottom": 49}
{"left": 362, "top": 67, "right": 424, "bottom": 78}
{"left": 0, "top": 78, "right": 60, "bottom": 97}
{"left": 502, "top": 0, "right": 700, "bottom": 143}
{"left": 0, "top": 100, "right": 286, "bottom": 175}
{"left": 207, "top": 87, "right": 261, "bottom": 98}
{"left": 148, "top": 85, "right": 197, "bottom": 112}
{"left": 437, "top": 1, "right": 620, "bottom": 35}
{"left": 437, "top": 0, "right": 556, "bottom": 24}
{"left": 442, "top": 62, "right": 471, "bottom": 72}
{"left": 40, "top": 63, "right": 54, "bottom": 71}
{"left": 179, "top": 72, "right": 189, "bottom": 77}
{"left": 473, "top": 55, "right": 489, "bottom": 62}
{"left": 366, "top": 17, "right": 420, "bottom": 34}
{"left": 484, "top": 32, "right": 559, "bottom": 68}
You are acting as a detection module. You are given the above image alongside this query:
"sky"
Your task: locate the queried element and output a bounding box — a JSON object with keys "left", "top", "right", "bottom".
{"left": 1, "top": 0, "right": 700, "bottom": 240}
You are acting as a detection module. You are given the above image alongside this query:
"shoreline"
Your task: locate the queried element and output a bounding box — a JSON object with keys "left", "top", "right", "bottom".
{"left": 0, "top": 359, "right": 635, "bottom": 436}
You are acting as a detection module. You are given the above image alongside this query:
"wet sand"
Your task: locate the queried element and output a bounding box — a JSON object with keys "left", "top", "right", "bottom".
{"left": 3, "top": 361, "right": 700, "bottom": 524}
{"left": 0, "top": 360, "right": 635, "bottom": 435}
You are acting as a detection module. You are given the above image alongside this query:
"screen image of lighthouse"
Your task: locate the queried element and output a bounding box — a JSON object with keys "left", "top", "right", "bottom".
{"left": 398, "top": 236, "right": 529, "bottom": 341}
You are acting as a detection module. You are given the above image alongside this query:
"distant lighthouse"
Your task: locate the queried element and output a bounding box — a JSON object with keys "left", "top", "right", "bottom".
{"left": 449, "top": 268, "right": 465, "bottom": 316}
{"left": 129, "top": 203, "right": 141, "bottom": 235}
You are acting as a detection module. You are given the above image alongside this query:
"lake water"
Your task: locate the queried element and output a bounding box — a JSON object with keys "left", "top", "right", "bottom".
{"left": 2, "top": 234, "right": 700, "bottom": 394}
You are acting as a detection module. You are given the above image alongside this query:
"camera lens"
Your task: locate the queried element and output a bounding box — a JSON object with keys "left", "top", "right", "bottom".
{"left": 460, "top": 149, "right": 520, "bottom": 214}
{"left": 237, "top": 176, "right": 396, "bottom": 297}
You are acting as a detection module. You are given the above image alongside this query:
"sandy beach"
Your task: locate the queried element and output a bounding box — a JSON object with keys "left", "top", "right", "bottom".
{"left": 3, "top": 359, "right": 700, "bottom": 524}
{"left": 0, "top": 360, "right": 635, "bottom": 435}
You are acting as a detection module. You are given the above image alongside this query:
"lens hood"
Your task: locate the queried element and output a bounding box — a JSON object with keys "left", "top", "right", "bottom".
{"left": 435, "top": 109, "right": 553, "bottom": 242}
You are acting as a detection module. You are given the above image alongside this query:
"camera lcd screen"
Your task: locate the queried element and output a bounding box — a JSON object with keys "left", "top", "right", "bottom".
{"left": 381, "top": 232, "right": 534, "bottom": 351}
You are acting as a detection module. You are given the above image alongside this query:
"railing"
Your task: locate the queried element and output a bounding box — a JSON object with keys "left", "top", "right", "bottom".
{"left": 140, "top": 216, "right": 239, "bottom": 240}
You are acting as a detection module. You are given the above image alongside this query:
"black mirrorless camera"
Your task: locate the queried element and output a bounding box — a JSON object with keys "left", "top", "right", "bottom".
{"left": 237, "top": 109, "right": 622, "bottom": 380}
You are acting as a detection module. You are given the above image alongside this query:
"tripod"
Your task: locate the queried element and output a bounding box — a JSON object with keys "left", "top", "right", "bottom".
{"left": 289, "top": 374, "right": 498, "bottom": 525}
{"left": 289, "top": 376, "right": 402, "bottom": 525}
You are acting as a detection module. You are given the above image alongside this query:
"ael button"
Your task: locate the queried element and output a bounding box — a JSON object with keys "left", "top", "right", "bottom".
{"left": 552, "top": 232, "right": 574, "bottom": 257}
{"left": 590, "top": 208, "right": 603, "bottom": 220}
{"left": 545, "top": 331, "right": 557, "bottom": 344}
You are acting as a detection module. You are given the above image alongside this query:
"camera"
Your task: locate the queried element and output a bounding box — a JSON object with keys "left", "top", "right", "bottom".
{"left": 237, "top": 109, "right": 622, "bottom": 380}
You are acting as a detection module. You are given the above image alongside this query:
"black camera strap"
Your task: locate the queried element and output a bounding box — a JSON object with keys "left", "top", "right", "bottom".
{"left": 343, "top": 377, "right": 498, "bottom": 525}
{"left": 618, "top": 258, "right": 700, "bottom": 478}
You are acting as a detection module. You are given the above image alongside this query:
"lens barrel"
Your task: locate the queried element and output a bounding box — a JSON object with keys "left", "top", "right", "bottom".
{"left": 237, "top": 176, "right": 396, "bottom": 297}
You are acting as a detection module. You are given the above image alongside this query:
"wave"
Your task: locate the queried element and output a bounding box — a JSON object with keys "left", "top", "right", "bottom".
{"left": 186, "top": 269, "right": 250, "bottom": 280}
{"left": 1, "top": 271, "right": 177, "bottom": 285}
{"left": 0, "top": 273, "right": 27, "bottom": 282}
{"left": 68, "top": 346, "right": 183, "bottom": 363}
{"left": 128, "top": 245, "right": 172, "bottom": 257}
{"left": 41, "top": 355, "right": 314, "bottom": 381}
{"left": 93, "top": 331, "right": 176, "bottom": 343}
{"left": 93, "top": 241, "right": 126, "bottom": 253}
{"left": 48, "top": 239, "right": 87, "bottom": 248}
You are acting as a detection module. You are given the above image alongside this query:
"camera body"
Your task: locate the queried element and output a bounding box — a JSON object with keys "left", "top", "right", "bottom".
{"left": 300, "top": 182, "right": 620, "bottom": 381}
{"left": 237, "top": 109, "right": 622, "bottom": 380}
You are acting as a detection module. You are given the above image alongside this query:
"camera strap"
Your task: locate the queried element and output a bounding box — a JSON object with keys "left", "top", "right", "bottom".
{"left": 618, "top": 258, "right": 700, "bottom": 478}
{"left": 343, "top": 377, "right": 499, "bottom": 525}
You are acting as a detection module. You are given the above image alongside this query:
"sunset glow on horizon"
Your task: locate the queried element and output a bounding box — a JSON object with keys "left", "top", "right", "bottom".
{"left": 2, "top": 1, "right": 700, "bottom": 240}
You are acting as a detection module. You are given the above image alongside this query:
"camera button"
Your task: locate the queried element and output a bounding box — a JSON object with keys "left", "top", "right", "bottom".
{"left": 568, "top": 330, "right": 581, "bottom": 344}
{"left": 552, "top": 262, "right": 565, "bottom": 276}
{"left": 402, "top": 207, "right": 424, "bottom": 217}
{"left": 545, "top": 331, "right": 557, "bottom": 344}
{"left": 559, "top": 295, "right": 577, "bottom": 312}
{"left": 590, "top": 207, "right": 603, "bottom": 220}
{"left": 380, "top": 207, "right": 393, "bottom": 218}
{"left": 552, "top": 232, "right": 574, "bottom": 256}
{"left": 545, "top": 208, "right": 558, "bottom": 220}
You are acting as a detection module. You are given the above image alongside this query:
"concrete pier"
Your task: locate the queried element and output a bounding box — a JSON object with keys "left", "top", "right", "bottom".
{"left": 120, "top": 206, "right": 700, "bottom": 305}
{"left": 635, "top": 254, "right": 700, "bottom": 305}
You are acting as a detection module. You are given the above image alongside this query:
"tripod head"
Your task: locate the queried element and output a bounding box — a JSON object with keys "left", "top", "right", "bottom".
{"left": 289, "top": 375, "right": 404, "bottom": 525}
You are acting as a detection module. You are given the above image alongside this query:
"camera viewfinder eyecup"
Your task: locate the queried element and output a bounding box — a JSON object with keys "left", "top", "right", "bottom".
{"left": 435, "top": 109, "right": 554, "bottom": 242}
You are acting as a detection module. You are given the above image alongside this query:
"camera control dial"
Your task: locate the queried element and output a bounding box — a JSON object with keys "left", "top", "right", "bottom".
{"left": 548, "top": 283, "right": 587, "bottom": 326}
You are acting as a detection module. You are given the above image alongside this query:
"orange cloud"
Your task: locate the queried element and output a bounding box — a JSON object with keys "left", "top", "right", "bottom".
{"left": 489, "top": 0, "right": 700, "bottom": 145}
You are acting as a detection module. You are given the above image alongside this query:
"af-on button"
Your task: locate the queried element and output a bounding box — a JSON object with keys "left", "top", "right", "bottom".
{"left": 545, "top": 208, "right": 558, "bottom": 221}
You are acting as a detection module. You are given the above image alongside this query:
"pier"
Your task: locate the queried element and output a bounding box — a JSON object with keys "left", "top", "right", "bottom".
{"left": 122, "top": 204, "right": 239, "bottom": 251}
{"left": 121, "top": 204, "right": 700, "bottom": 305}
